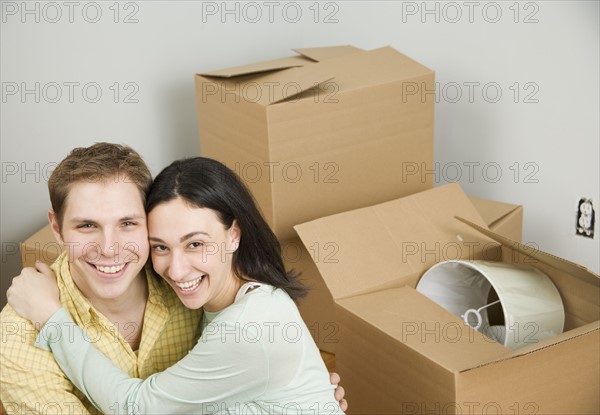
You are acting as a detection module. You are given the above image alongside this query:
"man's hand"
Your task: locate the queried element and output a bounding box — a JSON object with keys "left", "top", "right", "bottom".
{"left": 7, "top": 261, "right": 61, "bottom": 327}
{"left": 330, "top": 372, "right": 348, "bottom": 412}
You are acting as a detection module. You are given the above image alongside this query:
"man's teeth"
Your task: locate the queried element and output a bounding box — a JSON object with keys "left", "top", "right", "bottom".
{"left": 175, "top": 276, "right": 204, "bottom": 291}
{"left": 95, "top": 264, "right": 126, "bottom": 274}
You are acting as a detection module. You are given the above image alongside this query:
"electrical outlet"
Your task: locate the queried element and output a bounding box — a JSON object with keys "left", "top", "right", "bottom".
{"left": 576, "top": 198, "right": 595, "bottom": 238}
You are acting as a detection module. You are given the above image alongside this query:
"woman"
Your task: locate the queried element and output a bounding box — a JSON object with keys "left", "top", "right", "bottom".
{"left": 8, "top": 157, "right": 345, "bottom": 414}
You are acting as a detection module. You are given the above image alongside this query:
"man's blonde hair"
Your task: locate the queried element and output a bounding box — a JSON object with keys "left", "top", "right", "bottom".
{"left": 48, "top": 142, "right": 152, "bottom": 229}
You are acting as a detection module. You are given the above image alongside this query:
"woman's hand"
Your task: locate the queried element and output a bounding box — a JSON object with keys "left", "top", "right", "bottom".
{"left": 7, "top": 261, "right": 61, "bottom": 327}
{"left": 330, "top": 372, "right": 348, "bottom": 412}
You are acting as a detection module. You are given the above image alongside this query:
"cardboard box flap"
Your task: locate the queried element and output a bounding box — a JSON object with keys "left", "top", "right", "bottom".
{"left": 303, "top": 46, "right": 434, "bottom": 93}
{"left": 199, "top": 46, "right": 434, "bottom": 100}
{"left": 294, "top": 183, "right": 492, "bottom": 301}
{"left": 461, "top": 320, "right": 600, "bottom": 371}
{"left": 200, "top": 63, "right": 336, "bottom": 106}
{"left": 293, "top": 45, "right": 364, "bottom": 62}
{"left": 200, "top": 46, "right": 362, "bottom": 77}
{"left": 257, "top": 64, "right": 336, "bottom": 105}
{"left": 338, "top": 286, "right": 509, "bottom": 372}
{"left": 456, "top": 217, "right": 600, "bottom": 287}
{"left": 468, "top": 196, "right": 521, "bottom": 228}
{"left": 199, "top": 55, "right": 310, "bottom": 78}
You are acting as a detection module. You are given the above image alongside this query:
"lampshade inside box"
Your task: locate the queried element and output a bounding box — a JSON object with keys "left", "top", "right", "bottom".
{"left": 416, "top": 260, "right": 565, "bottom": 350}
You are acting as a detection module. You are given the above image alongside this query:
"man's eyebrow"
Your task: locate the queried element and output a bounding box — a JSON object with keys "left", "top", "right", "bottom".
{"left": 69, "top": 214, "right": 145, "bottom": 223}
{"left": 119, "top": 214, "right": 146, "bottom": 221}
{"left": 69, "top": 217, "right": 99, "bottom": 224}
{"left": 148, "top": 231, "right": 211, "bottom": 244}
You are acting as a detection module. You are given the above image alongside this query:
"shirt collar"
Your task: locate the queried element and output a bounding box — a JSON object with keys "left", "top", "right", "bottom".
{"left": 51, "top": 251, "right": 165, "bottom": 325}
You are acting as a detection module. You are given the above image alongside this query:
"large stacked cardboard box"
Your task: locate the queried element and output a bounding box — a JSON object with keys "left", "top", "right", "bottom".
{"left": 195, "top": 45, "right": 435, "bottom": 241}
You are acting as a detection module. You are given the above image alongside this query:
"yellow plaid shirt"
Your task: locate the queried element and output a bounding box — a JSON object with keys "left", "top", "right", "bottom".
{"left": 0, "top": 252, "right": 202, "bottom": 415}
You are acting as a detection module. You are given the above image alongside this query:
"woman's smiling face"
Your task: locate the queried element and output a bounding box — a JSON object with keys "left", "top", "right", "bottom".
{"left": 148, "top": 197, "right": 242, "bottom": 311}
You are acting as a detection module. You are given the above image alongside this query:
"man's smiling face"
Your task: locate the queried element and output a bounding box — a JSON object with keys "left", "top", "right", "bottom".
{"left": 50, "top": 176, "right": 150, "bottom": 303}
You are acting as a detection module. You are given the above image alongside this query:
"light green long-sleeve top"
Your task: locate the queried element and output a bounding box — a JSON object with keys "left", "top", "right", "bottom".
{"left": 35, "top": 284, "right": 342, "bottom": 414}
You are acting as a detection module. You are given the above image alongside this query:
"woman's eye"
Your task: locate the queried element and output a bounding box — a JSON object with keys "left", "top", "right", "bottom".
{"left": 189, "top": 241, "right": 204, "bottom": 249}
{"left": 151, "top": 245, "right": 168, "bottom": 252}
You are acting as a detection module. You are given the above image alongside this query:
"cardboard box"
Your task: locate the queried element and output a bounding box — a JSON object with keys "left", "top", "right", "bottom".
{"left": 293, "top": 194, "right": 523, "bottom": 353}
{"left": 283, "top": 238, "right": 338, "bottom": 351}
{"left": 195, "top": 45, "right": 435, "bottom": 240}
{"left": 468, "top": 196, "right": 523, "bottom": 243}
{"left": 295, "top": 183, "right": 599, "bottom": 414}
{"left": 20, "top": 224, "right": 62, "bottom": 268}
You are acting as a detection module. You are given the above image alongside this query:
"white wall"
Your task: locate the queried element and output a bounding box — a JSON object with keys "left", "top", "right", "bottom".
{"left": 1, "top": 1, "right": 598, "bottom": 305}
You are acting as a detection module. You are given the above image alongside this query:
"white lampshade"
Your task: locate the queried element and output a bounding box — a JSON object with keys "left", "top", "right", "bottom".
{"left": 416, "top": 260, "right": 565, "bottom": 350}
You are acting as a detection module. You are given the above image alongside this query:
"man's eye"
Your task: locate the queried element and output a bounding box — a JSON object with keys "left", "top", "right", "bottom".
{"left": 123, "top": 221, "right": 136, "bottom": 227}
{"left": 78, "top": 224, "right": 95, "bottom": 229}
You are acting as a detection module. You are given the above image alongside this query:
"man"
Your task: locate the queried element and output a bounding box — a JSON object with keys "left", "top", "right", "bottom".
{"left": 0, "top": 143, "right": 346, "bottom": 414}
{"left": 1, "top": 143, "right": 202, "bottom": 414}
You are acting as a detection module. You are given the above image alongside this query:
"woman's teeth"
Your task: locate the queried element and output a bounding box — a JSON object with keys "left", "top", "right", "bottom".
{"left": 175, "top": 276, "right": 204, "bottom": 292}
{"left": 95, "top": 264, "right": 126, "bottom": 274}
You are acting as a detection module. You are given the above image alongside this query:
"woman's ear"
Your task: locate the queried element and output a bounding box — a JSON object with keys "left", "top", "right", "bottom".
{"left": 229, "top": 220, "right": 241, "bottom": 251}
{"left": 48, "top": 210, "right": 64, "bottom": 245}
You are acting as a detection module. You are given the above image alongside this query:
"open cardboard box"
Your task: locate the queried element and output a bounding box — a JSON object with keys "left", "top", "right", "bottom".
{"left": 292, "top": 195, "right": 523, "bottom": 353}
{"left": 295, "top": 183, "right": 599, "bottom": 414}
{"left": 195, "top": 45, "right": 434, "bottom": 241}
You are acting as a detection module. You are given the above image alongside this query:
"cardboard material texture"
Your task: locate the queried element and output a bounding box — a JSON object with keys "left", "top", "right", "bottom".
{"left": 468, "top": 196, "right": 523, "bottom": 243}
{"left": 295, "top": 183, "right": 599, "bottom": 415}
{"left": 195, "top": 45, "right": 435, "bottom": 241}
{"left": 20, "top": 225, "right": 62, "bottom": 268}
{"left": 293, "top": 194, "right": 523, "bottom": 353}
